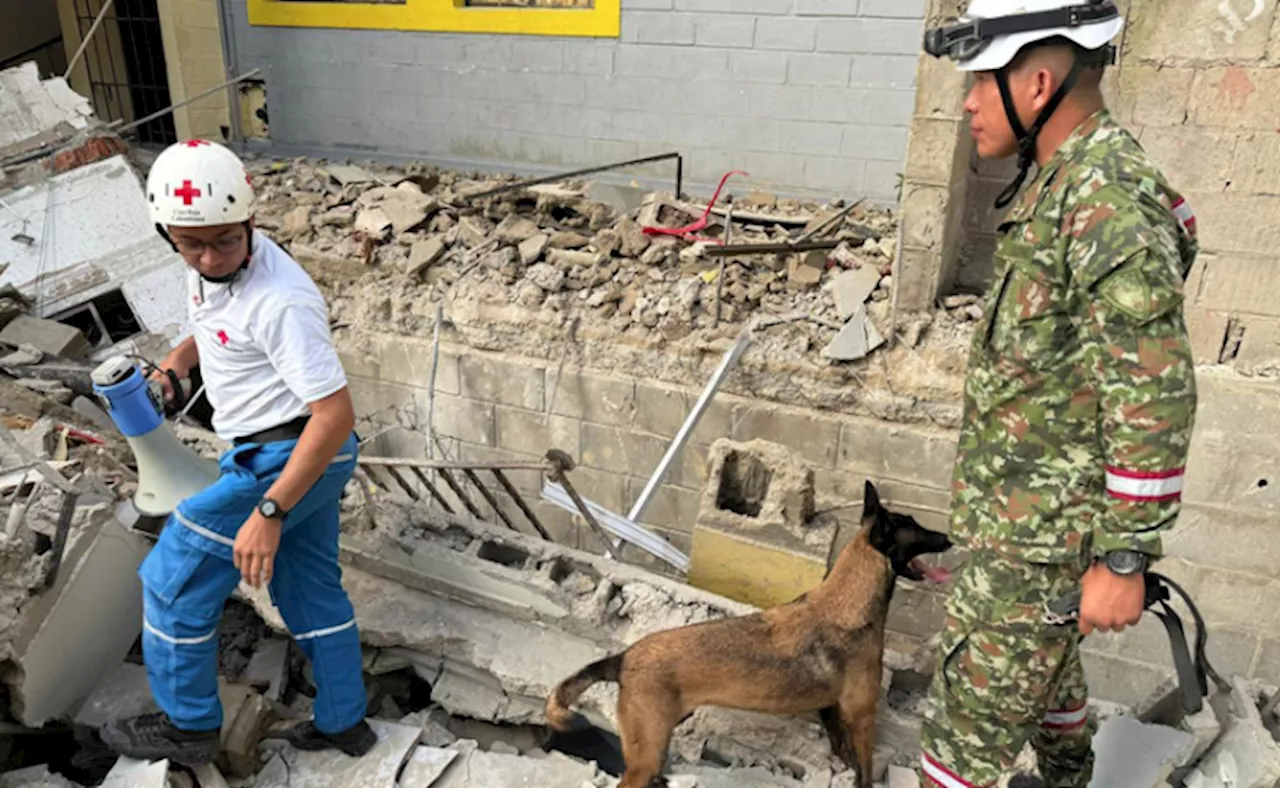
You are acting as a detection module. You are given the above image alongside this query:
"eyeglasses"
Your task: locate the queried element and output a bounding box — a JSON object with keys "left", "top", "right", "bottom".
{"left": 172, "top": 234, "right": 246, "bottom": 257}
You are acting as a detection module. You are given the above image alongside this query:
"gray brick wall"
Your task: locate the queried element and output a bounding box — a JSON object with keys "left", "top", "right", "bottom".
{"left": 225, "top": 0, "right": 924, "bottom": 202}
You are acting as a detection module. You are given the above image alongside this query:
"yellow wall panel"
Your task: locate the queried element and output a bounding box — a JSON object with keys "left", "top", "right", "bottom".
{"left": 246, "top": 0, "right": 620, "bottom": 39}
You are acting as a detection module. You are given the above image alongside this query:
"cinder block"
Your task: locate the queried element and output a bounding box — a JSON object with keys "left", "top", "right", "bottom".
{"left": 627, "top": 478, "right": 702, "bottom": 533}
{"left": 506, "top": 37, "right": 566, "bottom": 72}
{"left": 815, "top": 471, "right": 953, "bottom": 533}
{"left": 562, "top": 43, "right": 615, "bottom": 76}
{"left": 730, "top": 49, "right": 789, "bottom": 83}
{"left": 693, "top": 14, "right": 757, "bottom": 48}
{"left": 863, "top": 87, "right": 916, "bottom": 122}
{"left": 453, "top": 441, "right": 543, "bottom": 495}
{"left": 1111, "top": 66, "right": 1194, "bottom": 127}
{"left": 795, "top": 0, "right": 860, "bottom": 16}
{"left": 804, "top": 155, "right": 867, "bottom": 196}
{"left": 886, "top": 586, "right": 946, "bottom": 639}
{"left": 1196, "top": 252, "right": 1280, "bottom": 317}
{"left": 0, "top": 315, "right": 91, "bottom": 358}
{"left": 350, "top": 378, "right": 417, "bottom": 426}
{"left": 730, "top": 0, "right": 792, "bottom": 14}
{"left": 748, "top": 83, "right": 814, "bottom": 120}
{"left": 842, "top": 123, "right": 910, "bottom": 162}
{"left": 557, "top": 464, "right": 628, "bottom": 512}
{"left": 675, "top": 0, "right": 729, "bottom": 10}
{"left": 1183, "top": 306, "right": 1231, "bottom": 365}
{"left": 815, "top": 18, "right": 922, "bottom": 54}
{"left": 633, "top": 380, "right": 735, "bottom": 441}
{"left": 495, "top": 405, "right": 582, "bottom": 462}
{"left": 754, "top": 17, "right": 819, "bottom": 51}
{"left": 837, "top": 419, "right": 958, "bottom": 490}
{"left": 860, "top": 0, "right": 925, "bottom": 16}
{"left": 1189, "top": 193, "right": 1280, "bottom": 256}
{"left": 787, "top": 52, "right": 853, "bottom": 87}
{"left": 622, "top": 10, "right": 696, "bottom": 44}
{"left": 458, "top": 354, "right": 544, "bottom": 410}
{"left": 911, "top": 50, "right": 967, "bottom": 120}
{"left": 1153, "top": 557, "right": 1280, "bottom": 633}
{"left": 1079, "top": 651, "right": 1174, "bottom": 708}
{"left": 780, "top": 119, "right": 845, "bottom": 155}
{"left": 549, "top": 369, "right": 636, "bottom": 425}
{"left": 420, "top": 394, "right": 496, "bottom": 447}
{"left": 1230, "top": 131, "right": 1280, "bottom": 195}
{"left": 891, "top": 245, "right": 942, "bottom": 313}
{"left": 1138, "top": 128, "right": 1238, "bottom": 195}
{"left": 1124, "top": 0, "right": 1275, "bottom": 63}
{"left": 580, "top": 422, "right": 672, "bottom": 478}
{"left": 373, "top": 335, "right": 461, "bottom": 394}
{"left": 731, "top": 403, "right": 841, "bottom": 469}
{"left": 800, "top": 86, "right": 863, "bottom": 123}
{"left": 1192, "top": 67, "right": 1280, "bottom": 131}
{"left": 1091, "top": 616, "right": 1259, "bottom": 682}
{"left": 850, "top": 53, "right": 918, "bottom": 90}
{"left": 614, "top": 45, "right": 730, "bottom": 80}
{"left": 1234, "top": 314, "right": 1280, "bottom": 367}
{"left": 720, "top": 116, "right": 783, "bottom": 152}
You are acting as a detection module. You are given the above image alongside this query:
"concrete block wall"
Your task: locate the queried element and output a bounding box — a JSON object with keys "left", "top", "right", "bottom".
{"left": 224, "top": 0, "right": 925, "bottom": 202}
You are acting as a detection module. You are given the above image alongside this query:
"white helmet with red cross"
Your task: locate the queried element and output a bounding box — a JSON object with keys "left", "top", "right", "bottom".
{"left": 146, "top": 139, "right": 256, "bottom": 228}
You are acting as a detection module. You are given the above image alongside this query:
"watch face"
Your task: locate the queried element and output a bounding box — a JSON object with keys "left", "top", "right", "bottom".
{"left": 260, "top": 500, "right": 279, "bottom": 518}
{"left": 1108, "top": 551, "right": 1143, "bottom": 574}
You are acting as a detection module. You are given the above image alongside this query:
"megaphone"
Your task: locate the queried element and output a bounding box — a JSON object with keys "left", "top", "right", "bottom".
{"left": 90, "top": 357, "right": 219, "bottom": 518}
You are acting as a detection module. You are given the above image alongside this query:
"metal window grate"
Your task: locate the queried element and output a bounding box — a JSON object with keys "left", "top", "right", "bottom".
{"left": 72, "top": 0, "right": 176, "bottom": 145}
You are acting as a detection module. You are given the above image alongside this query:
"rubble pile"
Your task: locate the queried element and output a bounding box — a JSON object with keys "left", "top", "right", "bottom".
{"left": 246, "top": 157, "right": 977, "bottom": 364}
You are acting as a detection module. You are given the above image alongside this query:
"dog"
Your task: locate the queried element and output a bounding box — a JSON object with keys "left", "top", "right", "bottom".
{"left": 545, "top": 480, "right": 954, "bottom": 787}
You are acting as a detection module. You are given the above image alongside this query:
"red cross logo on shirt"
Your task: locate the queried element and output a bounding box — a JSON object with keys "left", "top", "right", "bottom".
{"left": 217, "top": 330, "right": 229, "bottom": 346}
{"left": 184, "top": 140, "right": 211, "bottom": 148}
{"left": 174, "top": 180, "right": 202, "bottom": 205}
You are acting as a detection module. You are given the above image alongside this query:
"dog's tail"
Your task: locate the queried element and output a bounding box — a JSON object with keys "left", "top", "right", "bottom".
{"left": 545, "top": 653, "right": 623, "bottom": 731}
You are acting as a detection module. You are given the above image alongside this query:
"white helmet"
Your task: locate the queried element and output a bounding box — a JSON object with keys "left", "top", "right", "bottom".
{"left": 926, "top": 0, "right": 1124, "bottom": 72}
{"left": 146, "top": 139, "right": 256, "bottom": 227}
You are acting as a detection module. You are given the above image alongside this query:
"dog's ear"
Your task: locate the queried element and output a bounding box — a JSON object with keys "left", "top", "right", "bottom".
{"left": 862, "top": 480, "right": 881, "bottom": 523}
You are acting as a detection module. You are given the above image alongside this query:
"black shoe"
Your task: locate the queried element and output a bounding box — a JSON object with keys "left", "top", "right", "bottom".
{"left": 267, "top": 719, "right": 377, "bottom": 757}
{"left": 98, "top": 711, "right": 221, "bottom": 766}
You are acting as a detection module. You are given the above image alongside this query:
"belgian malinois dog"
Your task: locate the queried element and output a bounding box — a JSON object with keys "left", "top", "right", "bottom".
{"left": 545, "top": 480, "right": 953, "bottom": 787}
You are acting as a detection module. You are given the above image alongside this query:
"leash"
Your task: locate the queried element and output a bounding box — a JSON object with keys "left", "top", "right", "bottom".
{"left": 1044, "top": 573, "right": 1231, "bottom": 715}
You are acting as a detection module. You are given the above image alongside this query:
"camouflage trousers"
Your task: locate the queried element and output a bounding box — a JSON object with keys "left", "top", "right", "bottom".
{"left": 918, "top": 550, "right": 1097, "bottom": 788}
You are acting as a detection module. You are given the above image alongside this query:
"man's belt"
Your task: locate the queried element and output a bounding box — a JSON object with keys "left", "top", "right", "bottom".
{"left": 1045, "top": 573, "right": 1232, "bottom": 715}
{"left": 233, "top": 415, "right": 311, "bottom": 446}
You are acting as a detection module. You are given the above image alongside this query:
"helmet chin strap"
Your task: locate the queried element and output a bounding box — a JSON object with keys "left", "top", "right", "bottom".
{"left": 992, "top": 56, "right": 1085, "bottom": 209}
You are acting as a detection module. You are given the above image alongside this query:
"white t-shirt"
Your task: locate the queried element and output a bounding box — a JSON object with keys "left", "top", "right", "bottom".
{"left": 186, "top": 230, "right": 347, "bottom": 441}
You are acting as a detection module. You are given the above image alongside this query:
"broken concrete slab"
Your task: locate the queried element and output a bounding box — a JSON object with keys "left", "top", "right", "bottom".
{"left": 10, "top": 508, "right": 151, "bottom": 727}
{"left": 0, "top": 344, "right": 44, "bottom": 366}
{"left": 493, "top": 215, "right": 542, "bottom": 244}
{"left": 400, "top": 706, "right": 458, "bottom": 747}
{"left": 821, "top": 305, "right": 886, "bottom": 363}
{"left": 431, "top": 746, "right": 600, "bottom": 788}
{"left": 0, "top": 764, "right": 83, "bottom": 788}
{"left": 408, "top": 236, "right": 446, "bottom": 278}
{"left": 323, "top": 164, "right": 379, "bottom": 186}
{"left": 355, "top": 207, "right": 393, "bottom": 237}
{"left": 269, "top": 718, "right": 420, "bottom": 788}
{"left": 1089, "top": 715, "right": 1195, "bottom": 788}
{"left": 1190, "top": 678, "right": 1280, "bottom": 788}
{"left": 252, "top": 754, "right": 289, "bottom": 788}
{"left": 190, "top": 763, "right": 231, "bottom": 788}
{"left": 72, "top": 662, "right": 158, "bottom": 729}
{"left": 0, "top": 62, "right": 93, "bottom": 160}
{"left": 245, "top": 637, "right": 290, "bottom": 702}
{"left": 1179, "top": 702, "right": 1224, "bottom": 766}
{"left": 398, "top": 746, "right": 460, "bottom": 787}
{"left": 337, "top": 536, "right": 569, "bottom": 621}
{"left": 830, "top": 267, "right": 882, "bottom": 320}
{"left": 518, "top": 233, "right": 548, "bottom": 265}
{"left": 101, "top": 756, "right": 169, "bottom": 788}
{"left": 0, "top": 316, "right": 91, "bottom": 359}
{"left": 219, "top": 682, "right": 276, "bottom": 778}
{"left": 668, "top": 764, "right": 803, "bottom": 787}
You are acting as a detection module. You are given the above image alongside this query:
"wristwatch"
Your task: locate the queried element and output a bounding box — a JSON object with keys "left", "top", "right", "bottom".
{"left": 1103, "top": 549, "right": 1149, "bottom": 577}
{"left": 257, "top": 498, "right": 288, "bottom": 520}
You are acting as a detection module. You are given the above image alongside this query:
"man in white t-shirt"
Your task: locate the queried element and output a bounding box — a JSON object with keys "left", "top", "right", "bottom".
{"left": 100, "top": 140, "right": 375, "bottom": 765}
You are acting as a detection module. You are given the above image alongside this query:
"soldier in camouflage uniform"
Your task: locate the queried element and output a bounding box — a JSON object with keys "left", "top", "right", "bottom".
{"left": 916, "top": 1, "right": 1200, "bottom": 786}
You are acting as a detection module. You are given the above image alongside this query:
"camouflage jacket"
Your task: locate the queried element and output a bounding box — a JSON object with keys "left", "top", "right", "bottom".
{"left": 951, "top": 108, "right": 1199, "bottom": 565}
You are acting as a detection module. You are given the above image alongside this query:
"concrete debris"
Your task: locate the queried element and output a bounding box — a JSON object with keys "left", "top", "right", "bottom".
{"left": 219, "top": 682, "right": 276, "bottom": 778}
{"left": 245, "top": 637, "right": 291, "bottom": 702}
{"left": 0, "top": 344, "right": 45, "bottom": 366}
{"left": 830, "top": 266, "right": 882, "bottom": 320}
{"left": 0, "top": 765, "right": 83, "bottom": 788}
{"left": 243, "top": 156, "right": 900, "bottom": 361}
{"left": 73, "top": 661, "right": 158, "bottom": 728}
{"left": 886, "top": 765, "right": 920, "bottom": 788}
{"left": 322, "top": 163, "right": 379, "bottom": 185}
{"left": 190, "top": 764, "right": 232, "bottom": 788}
{"left": 0, "top": 62, "right": 94, "bottom": 160}
{"left": 1185, "top": 679, "right": 1280, "bottom": 788}
{"left": 0, "top": 315, "right": 91, "bottom": 359}
{"left": 398, "top": 746, "right": 460, "bottom": 786}
{"left": 431, "top": 745, "right": 599, "bottom": 788}
{"left": 1089, "top": 715, "right": 1195, "bottom": 788}
{"left": 267, "top": 718, "right": 420, "bottom": 788}
{"left": 251, "top": 754, "right": 290, "bottom": 788}
{"left": 101, "top": 757, "right": 169, "bottom": 788}
{"left": 400, "top": 706, "right": 459, "bottom": 747}
{"left": 821, "top": 305, "right": 885, "bottom": 362}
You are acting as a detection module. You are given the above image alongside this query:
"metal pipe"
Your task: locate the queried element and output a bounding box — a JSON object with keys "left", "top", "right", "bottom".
{"left": 627, "top": 328, "right": 752, "bottom": 524}
{"left": 464, "top": 152, "right": 683, "bottom": 201}
{"left": 701, "top": 239, "right": 843, "bottom": 257}
{"left": 109, "top": 69, "right": 262, "bottom": 136}
{"left": 64, "top": 0, "right": 115, "bottom": 80}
